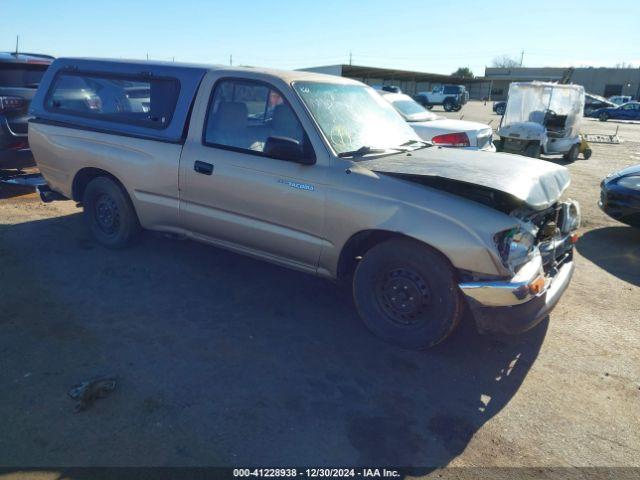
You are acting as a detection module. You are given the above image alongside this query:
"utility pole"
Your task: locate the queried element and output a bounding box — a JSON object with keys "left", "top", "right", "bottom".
{"left": 520, "top": 50, "right": 524, "bottom": 67}
{"left": 229, "top": 54, "right": 233, "bottom": 66}
{"left": 146, "top": 52, "right": 149, "bottom": 60}
{"left": 349, "top": 51, "right": 352, "bottom": 66}
{"left": 15, "top": 35, "right": 19, "bottom": 54}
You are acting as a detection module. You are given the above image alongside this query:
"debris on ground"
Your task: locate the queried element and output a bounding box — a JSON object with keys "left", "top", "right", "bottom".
{"left": 68, "top": 376, "right": 117, "bottom": 412}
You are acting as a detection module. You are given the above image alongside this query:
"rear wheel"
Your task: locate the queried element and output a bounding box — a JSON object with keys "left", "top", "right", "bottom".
{"left": 524, "top": 143, "right": 541, "bottom": 158}
{"left": 583, "top": 148, "right": 592, "bottom": 160}
{"left": 453, "top": 105, "right": 462, "bottom": 112}
{"left": 352, "top": 238, "right": 463, "bottom": 349}
{"left": 83, "top": 176, "right": 140, "bottom": 248}
{"left": 496, "top": 105, "right": 506, "bottom": 115}
{"left": 564, "top": 143, "right": 580, "bottom": 161}
{"left": 599, "top": 112, "right": 609, "bottom": 122}
{"left": 443, "top": 99, "right": 455, "bottom": 112}
{"left": 425, "top": 104, "right": 433, "bottom": 110}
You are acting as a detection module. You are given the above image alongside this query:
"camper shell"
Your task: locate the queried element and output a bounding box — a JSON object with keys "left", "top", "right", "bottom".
{"left": 29, "top": 58, "right": 209, "bottom": 143}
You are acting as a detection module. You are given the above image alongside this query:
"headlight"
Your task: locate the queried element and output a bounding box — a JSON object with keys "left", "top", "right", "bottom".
{"left": 494, "top": 226, "right": 537, "bottom": 273}
{"left": 559, "top": 200, "right": 581, "bottom": 234}
{"left": 617, "top": 176, "right": 640, "bottom": 190}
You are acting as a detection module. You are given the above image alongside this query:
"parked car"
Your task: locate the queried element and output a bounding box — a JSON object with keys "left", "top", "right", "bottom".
{"left": 414, "top": 85, "right": 468, "bottom": 112}
{"left": 608, "top": 95, "right": 632, "bottom": 105}
{"left": 493, "top": 101, "right": 506, "bottom": 115}
{"left": 584, "top": 93, "right": 616, "bottom": 116}
{"left": 599, "top": 164, "right": 640, "bottom": 228}
{"left": 380, "top": 91, "right": 495, "bottom": 151}
{"left": 30, "top": 58, "right": 580, "bottom": 349}
{"left": 0, "top": 52, "right": 54, "bottom": 168}
{"left": 588, "top": 102, "right": 640, "bottom": 122}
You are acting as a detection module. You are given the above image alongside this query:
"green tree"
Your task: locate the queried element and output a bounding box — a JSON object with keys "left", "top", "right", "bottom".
{"left": 452, "top": 67, "right": 474, "bottom": 79}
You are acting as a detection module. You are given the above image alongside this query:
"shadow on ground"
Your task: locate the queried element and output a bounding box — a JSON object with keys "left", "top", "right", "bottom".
{"left": 577, "top": 226, "right": 640, "bottom": 287}
{"left": 0, "top": 211, "right": 548, "bottom": 467}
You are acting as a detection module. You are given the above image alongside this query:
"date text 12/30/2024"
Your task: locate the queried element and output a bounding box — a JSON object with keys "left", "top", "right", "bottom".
{"left": 233, "top": 468, "right": 401, "bottom": 478}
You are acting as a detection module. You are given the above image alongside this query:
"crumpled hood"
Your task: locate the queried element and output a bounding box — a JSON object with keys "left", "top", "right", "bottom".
{"left": 358, "top": 146, "right": 571, "bottom": 211}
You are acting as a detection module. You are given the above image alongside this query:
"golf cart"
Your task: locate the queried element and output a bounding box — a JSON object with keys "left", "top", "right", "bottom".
{"left": 496, "top": 82, "right": 586, "bottom": 160}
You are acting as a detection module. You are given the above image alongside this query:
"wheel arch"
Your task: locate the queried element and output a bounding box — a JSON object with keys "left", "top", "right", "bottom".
{"left": 336, "top": 229, "right": 458, "bottom": 281}
{"left": 72, "top": 167, "right": 127, "bottom": 202}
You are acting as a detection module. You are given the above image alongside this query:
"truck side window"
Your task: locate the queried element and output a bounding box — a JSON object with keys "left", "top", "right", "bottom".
{"left": 45, "top": 72, "right": 179, "bottom": 129}
{"left": 204, "top": 79, "right": 305, "bottom": 156}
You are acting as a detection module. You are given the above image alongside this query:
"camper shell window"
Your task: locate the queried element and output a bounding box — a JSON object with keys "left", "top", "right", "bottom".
{"left": 44, "top": 71, "right": 180, "bottom": 130}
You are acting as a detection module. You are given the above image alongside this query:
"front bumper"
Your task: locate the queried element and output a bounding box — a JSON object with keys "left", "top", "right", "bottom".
{"left": 599, "top": 181, "right": 640, "bottom": 227}
{"left": 459, "top": 249, "right": 575, "bottom": 334}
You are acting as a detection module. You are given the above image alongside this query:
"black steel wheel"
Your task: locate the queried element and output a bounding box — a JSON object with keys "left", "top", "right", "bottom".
{"left": 83, "top": 176, "right": 140, "bottom": 248}
{"left": 353, "top": 238, "right": 463, "bottom": 349}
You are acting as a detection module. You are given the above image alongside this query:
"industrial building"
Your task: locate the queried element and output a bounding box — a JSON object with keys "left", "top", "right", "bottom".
{"left": 484, "top": 67, "right": 640, "bottom": 100}
{"left": 298, "top": 64, "right": 488, "bottom": 98}
{"left": 300, "top": 64, "right": 640, "bottom": 102}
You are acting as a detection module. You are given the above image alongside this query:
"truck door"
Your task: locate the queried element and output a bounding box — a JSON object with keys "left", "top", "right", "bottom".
{"left": 178, "top": 75, "right": 329, "bottom": 273}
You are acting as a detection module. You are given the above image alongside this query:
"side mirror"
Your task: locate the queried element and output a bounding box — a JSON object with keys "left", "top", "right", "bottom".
{"left": 264, "top": 136, "right": 315, "bottom": 165}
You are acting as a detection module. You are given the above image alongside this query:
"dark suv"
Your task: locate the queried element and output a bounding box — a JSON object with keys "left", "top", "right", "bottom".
{"left": 1, "top": 52, "right": 54, "bottom": 169}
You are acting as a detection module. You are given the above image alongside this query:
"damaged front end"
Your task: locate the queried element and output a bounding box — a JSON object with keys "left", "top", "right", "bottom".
{"left": 461, "top": 199, "right": 580, "bottom": 334}
{"left": 359, "top": 148, "right": 579, "bottom": 334}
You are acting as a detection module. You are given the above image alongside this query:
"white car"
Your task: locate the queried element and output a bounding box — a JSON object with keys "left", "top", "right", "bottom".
{"left": 608, "top": 95, "right": 632, "bottom": 105}
{"left": 380, "top": 92, "right": 495, "bottom": 151}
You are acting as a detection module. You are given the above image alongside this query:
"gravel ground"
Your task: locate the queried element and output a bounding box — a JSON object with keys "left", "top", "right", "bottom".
{"left": 0, "top": 101, "right": 638, "bottom": 473}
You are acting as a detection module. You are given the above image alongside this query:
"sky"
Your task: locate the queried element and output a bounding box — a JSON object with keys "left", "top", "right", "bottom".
{"left": 2, "top": 0, "right": 639, "bottom": 76}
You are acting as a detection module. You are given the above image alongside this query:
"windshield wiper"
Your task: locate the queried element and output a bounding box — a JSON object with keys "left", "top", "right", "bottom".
{"left": 338, "top": 146, "right": 391, "bottom": 158}
{"left": 400, "top": 139, "right": 433, "bottom": 149}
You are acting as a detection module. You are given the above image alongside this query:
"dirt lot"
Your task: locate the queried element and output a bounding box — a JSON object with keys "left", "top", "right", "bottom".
{"left": 0, "top": 101, "right": 639, "bottom": 471}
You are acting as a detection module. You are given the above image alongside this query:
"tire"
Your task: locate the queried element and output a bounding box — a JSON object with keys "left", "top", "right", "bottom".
{"left": 453, "top": 105, "right": 462, "bottom": 112}
{"left": 352, "top": 238, "right": 463, "bottom": 350}
{"left": 443, "top": 99, "right": 455, "bottom": 112}
{"left": 599, "top": 112, "right": 609, "bottom": 122}
{"left": 494, "top": 138, "right": 504, "bottom": 152}
{"left": 496, "top": 105, "right": 506, "bottom": 116}
{"left": 425, "top": 104, "right": 433, "bottom": 110}
{"left": 563, "top": 143, "right": 580, "bottom": 162}
{"left": 83, "top": 176, "right": 140, "bottom": 248}
{"left": 583, "top": 148, "right": 592, "bottom": 160}
{"left": 524, "top": 143, "right": 541, "bottom": 158}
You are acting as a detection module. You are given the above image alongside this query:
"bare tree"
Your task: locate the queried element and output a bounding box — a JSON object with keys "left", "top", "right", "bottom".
{"left": 491, "top": 55, "right": 521, "bottom": 68}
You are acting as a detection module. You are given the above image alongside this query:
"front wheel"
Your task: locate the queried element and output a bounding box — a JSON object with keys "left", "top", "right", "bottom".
{"left": 443, "top": 100, "right": 455, "bottom": 112}
{"left": 583, "top": 148, "right": 592, "bottom": 160}
{"left": 353, "top": 238, "right": 463, "bottom": 350}
{"left": 83, "top": 176, "right": 141, "bottom": 248}
{"left": 496, "top": 105, "right": 506, "bottom": 115}
{"left": 453, "top": 105, "right": 462, "bottom": 112}
{"left": 564, "top": 143, "right": 580, "bottom": 162}
{"left": 599, "top": 112, "right": 609, "bottom": 122}
{"left": 425, "top": 104, "right": 433, "bottom": 110}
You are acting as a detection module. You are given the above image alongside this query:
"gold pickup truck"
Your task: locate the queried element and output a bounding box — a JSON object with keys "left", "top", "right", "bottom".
{"left": 28, "top": 58, "right": 580, "bottom": 349}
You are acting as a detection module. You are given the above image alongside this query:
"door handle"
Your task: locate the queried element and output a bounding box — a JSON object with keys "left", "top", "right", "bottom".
{"left": 194, "top": 161, "right": 213, "bottom": 175}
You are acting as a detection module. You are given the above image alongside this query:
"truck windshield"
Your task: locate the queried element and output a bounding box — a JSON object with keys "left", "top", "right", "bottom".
{"left": 293, "top": 82, "right": 419, "bottom": 157}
